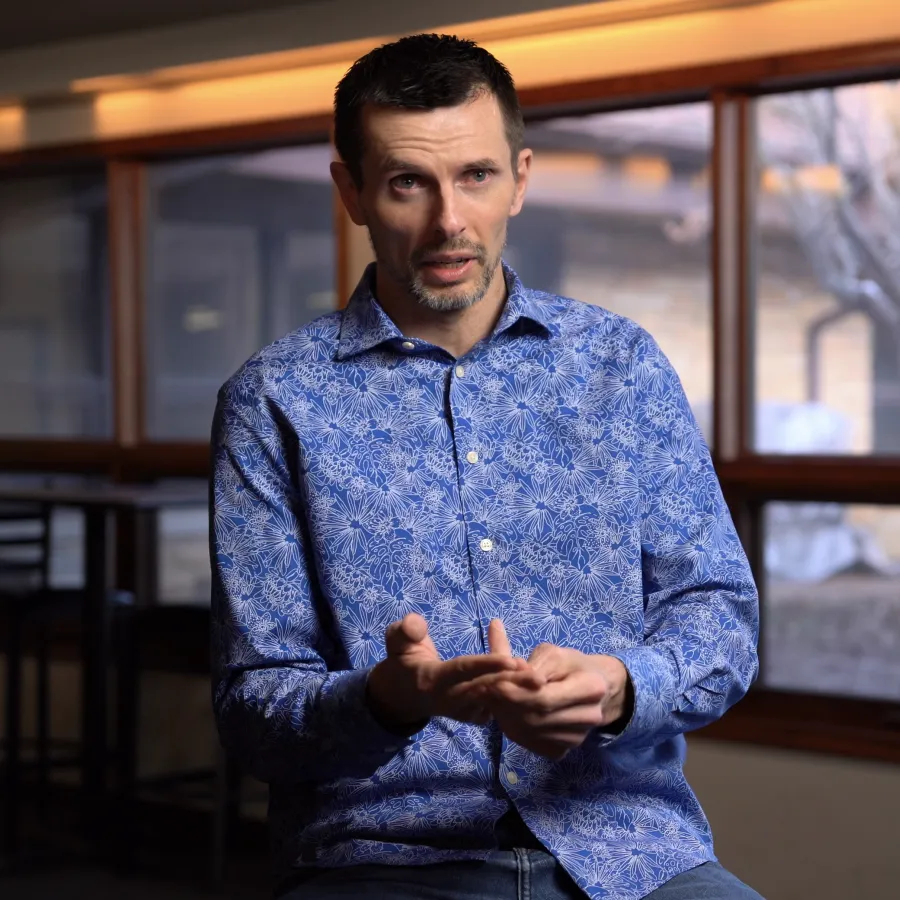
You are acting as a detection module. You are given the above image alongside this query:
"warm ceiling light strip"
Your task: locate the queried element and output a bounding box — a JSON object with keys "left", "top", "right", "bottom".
{"left": 82, "top": 0, "right": 900, "bottom": 142}
{"left": 5, "top": 0, "right": 900, "bottom": 149}
{"left": 0, "top": 105, "right": 24, "bottom": 151}
{"left": 70, "top": 1, "right": 763, "bottom": 95}
{"left": 92, "top": 62, "right": 351, "bottom": 137}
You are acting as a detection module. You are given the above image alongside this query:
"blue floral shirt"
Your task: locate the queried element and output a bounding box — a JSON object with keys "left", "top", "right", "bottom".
{"left": 210, "top": 262, "right": 759, "bottom": 900}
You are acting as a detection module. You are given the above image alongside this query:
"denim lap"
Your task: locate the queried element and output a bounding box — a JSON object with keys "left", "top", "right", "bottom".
{"left": 278, "top": 854, "right": 763, "bottom": 900}
{"left": 646, "top": 862, "right": 764, "bottom": 899}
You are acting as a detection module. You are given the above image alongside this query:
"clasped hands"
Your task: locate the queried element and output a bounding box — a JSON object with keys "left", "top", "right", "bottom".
{"left": 366, "top": 613, "right": 631, "bottom": 761}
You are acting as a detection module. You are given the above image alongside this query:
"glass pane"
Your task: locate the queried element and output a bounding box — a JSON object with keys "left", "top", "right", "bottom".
{"left": 508, "top": 103, "right": 713, "bottom": 441}
{"left": 49, "top": 507, "right": 85, "bottom": 589}
{"left": 156, "top": 479, "right": 209, "bottom": 605}
{"left": 755, "top": 82, "right": 900, "bottom": 455}
{"left": 0, "top": 172, "right": 110, "bottom": 436}
{"left": 764, "top": 502, "right": 900, "bottom": 701}
{"left": 145, "top": 145, "right": 336, "bottom": 440}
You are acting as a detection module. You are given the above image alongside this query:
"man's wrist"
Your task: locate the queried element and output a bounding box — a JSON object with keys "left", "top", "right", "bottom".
{"left": 602, "top": 672, "right": 635, "bottom": 735}
{"left": 365, "top": 666, "right": 430, "bottom": 736}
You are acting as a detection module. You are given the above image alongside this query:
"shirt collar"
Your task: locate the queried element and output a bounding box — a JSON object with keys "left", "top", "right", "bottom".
{"left": 335, "top": 261, "right": 558, "bottom": 361}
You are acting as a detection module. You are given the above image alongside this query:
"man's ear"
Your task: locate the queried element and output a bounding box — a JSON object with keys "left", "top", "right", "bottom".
{"left": 331, "top": 161, "right": 366, "bottom": 227}
{"left": 509, "top": 148, "right": 533, "bottom": 218}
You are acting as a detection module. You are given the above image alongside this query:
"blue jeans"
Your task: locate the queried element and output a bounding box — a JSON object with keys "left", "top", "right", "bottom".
{"left": 278, "top": 850, "right": 764, "bottom": 899}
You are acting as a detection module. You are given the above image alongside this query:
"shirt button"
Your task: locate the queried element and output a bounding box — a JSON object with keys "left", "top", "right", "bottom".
{"left": 455, "top": 365, "right": 466, "bottom": 377}
{"left": 506, "top": 771, "right": 519, "bottom": 786}
{"left": 402, "top": 341, "right": 415, "bottom": 350}
{"left": 466, "top": 451, "right": 479, "bottom": 465}
{"left": 479, "top": 538, "right": 493, "bottom": 552}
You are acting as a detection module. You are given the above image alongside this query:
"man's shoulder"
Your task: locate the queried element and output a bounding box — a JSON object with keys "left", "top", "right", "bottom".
{"left": 526, "top": 286, "right": 652, "bottom": 355}
{"left": 218, "top": 309, "right": 344, "bottom": 403}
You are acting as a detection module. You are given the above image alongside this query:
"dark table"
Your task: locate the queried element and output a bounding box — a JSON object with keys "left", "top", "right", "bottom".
{"left": 0, "top": 481, "right": 209, "bottom": 856}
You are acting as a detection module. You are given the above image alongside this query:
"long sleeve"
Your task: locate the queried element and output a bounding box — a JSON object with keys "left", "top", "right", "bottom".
{"left": 601, "top": 331, "right": 759, "bottom": 750}
{"left": 209, "top": 362, "right": 418, "bottom": 784}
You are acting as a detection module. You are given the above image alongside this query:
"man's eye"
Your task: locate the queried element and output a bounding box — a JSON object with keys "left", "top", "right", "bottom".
{"left": 469, "top": 170, "right": 490, "bottom": 183}
{"left": 392, "top": 175, "right": 419, "bottom": 190}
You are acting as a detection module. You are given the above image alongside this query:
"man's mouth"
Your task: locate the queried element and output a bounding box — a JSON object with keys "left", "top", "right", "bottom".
{"left": 418, "top": 256, "right": 478, "bottom": 282}
{"left": 422, "top": 255, "right": 477, "bottom": 267}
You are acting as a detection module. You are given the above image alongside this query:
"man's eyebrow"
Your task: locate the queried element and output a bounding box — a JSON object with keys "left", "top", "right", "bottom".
{"left": 380, "top": 156, "right": 418, "bottom": 173}
{"left": 379, "top": 156, "right": 505, "bottom": 173}
{"left": 464, "top": 157, "right": 503, "bottom": 170}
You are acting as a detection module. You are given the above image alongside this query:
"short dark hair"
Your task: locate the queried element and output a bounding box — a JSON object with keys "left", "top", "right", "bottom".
{"left": 333, "top": 33, "right": 525, "bottom": 187}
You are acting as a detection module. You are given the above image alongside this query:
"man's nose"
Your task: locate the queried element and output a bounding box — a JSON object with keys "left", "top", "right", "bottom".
{"left": 431, "top": 187, "right": 466, "bottom": 241}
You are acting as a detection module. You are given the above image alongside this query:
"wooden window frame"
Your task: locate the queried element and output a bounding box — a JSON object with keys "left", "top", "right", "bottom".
{"left": 2, "top": 40, "right": 900, "bottom": 760}
{"left": 0, "top": 115, "right": 332, "bottom": 478}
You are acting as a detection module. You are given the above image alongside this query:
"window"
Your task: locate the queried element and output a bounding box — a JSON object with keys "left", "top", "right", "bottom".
{"left": 755, "top": 82, "right": 900, "bottom": 456}
{"left": 0, "top": 171, "right": 111, "bottom": 437}
{"left": 158, "top": 493, "right": 209, "bottom": 605}
{"left": 763, "top": 502, "right": 900, "bottom": 702}
{"left": 3, "top": 47, "right": 900, "bottom": 764}
{"left": 144, "top": 144, "right": 336, "bottom": 441}
{"left": 509, "top": 104, "right": 713, "bottom": 440}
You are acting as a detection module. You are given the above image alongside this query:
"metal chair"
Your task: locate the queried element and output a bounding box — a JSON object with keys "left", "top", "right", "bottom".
{"left": 113, "top": 602, "right": 243, "bottom": 884}
{"left": 0, "top": 501, "right": 83, "bottom": 864}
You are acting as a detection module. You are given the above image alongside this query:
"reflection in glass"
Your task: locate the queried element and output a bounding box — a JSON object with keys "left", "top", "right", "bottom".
{"left": 508, "top": 104, "right": 713, "bottom": 440}
{"left": 755, "top": 82, "right": 900, "bottom": 455}
{"left": 764, "top": 502, "right": 900, "bottom": 701}
{"left": 159, "top": 502, "right": 210, "bottom": 605}
{"left": 0, "top": 172, "right": 110, "bottom": 437}
{"left": 145, "top": 145, "right": 336, "bottom": 440}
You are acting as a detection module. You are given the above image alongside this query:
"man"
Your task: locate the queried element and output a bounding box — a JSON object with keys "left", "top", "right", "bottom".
{"left": 211, "top": 33, "right": 762, "bottom": 900}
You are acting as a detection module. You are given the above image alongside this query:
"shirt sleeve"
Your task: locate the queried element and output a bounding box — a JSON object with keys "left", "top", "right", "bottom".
{"left": 596, "top": 330, "right": 759, "bottom": 750}
{"left": 210, "top": 362, "right": 421, "bottom": 784}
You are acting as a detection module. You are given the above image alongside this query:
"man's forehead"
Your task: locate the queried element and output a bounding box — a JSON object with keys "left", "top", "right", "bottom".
{"left": 360, "top": 96, "right": 509, "bottom": 170}
{"left": 361, "top": 95, "right": 505, "bottom": 143}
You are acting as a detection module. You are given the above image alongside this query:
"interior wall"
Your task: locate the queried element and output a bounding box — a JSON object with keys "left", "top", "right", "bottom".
{"left": 684, "top": 739, "right": 900, "bottom": 900}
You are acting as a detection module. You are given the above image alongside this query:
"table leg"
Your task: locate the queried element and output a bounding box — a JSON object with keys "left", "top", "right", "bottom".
{"left": 2, "top": 602, "right": 23, "bottom": 865}
{"left": 81, "top": 506, "right": 110, "bottom": 843}
{"left": 116, "top": 507, "right": 159, "bottom": 609}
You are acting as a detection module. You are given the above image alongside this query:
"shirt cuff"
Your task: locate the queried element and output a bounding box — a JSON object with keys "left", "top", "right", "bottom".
{"left": 592, "top": 646, "right": 677, "bottom": 749}
{"left": 318, "top": 668, "right": 425, "bottom": 764}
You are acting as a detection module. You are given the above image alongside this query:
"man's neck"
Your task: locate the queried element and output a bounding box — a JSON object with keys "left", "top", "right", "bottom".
{"left": 374, "top": 266, "right": 508, "bottom": 360}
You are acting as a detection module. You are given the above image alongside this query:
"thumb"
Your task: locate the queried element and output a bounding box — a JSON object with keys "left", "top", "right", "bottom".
{"left": 487, "top": 619, "right": 513, "bottom": 657}
{"left": 385, "top": 613, "right": 429, "bottom": 657}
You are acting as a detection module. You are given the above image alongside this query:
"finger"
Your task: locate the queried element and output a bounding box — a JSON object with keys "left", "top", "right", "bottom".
{"left": 521, "top": 703, "right": 607, "bottom": 731}
{"left": 384, "top": 613, "right": 429, "bottom": 655}
{"left": 487, "top": 619, "right": 513, "bottom": 658}
{"left": 451, "top": 667, "right": 546, "bottom": 696}
{"left": 528, "top": 643, "right": 568, "bottom": 680}
{"left": 444, "top": 676, "right": 539, "bottom": 712}
{"left": 486, "top": 669, "right": 605, "bottom": 714}
{"left": 438, "top": 652, "right": 520, "bottom": 685}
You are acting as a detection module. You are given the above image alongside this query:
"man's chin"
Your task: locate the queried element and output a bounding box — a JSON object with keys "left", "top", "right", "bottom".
{"left": 412, "top": 285, "right": 482, "bottom": 312}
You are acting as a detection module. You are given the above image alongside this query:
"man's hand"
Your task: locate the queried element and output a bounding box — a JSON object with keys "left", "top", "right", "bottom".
{"left": 466, "top": 630, "right": 633, "bottom": 760}
{"left": 366, "top": 613, "right": 545, "bottom": 733}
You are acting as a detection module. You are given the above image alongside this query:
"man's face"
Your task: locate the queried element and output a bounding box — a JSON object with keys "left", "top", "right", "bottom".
{"left": 333, "top": 92, "right": 531, "bottom": 312}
